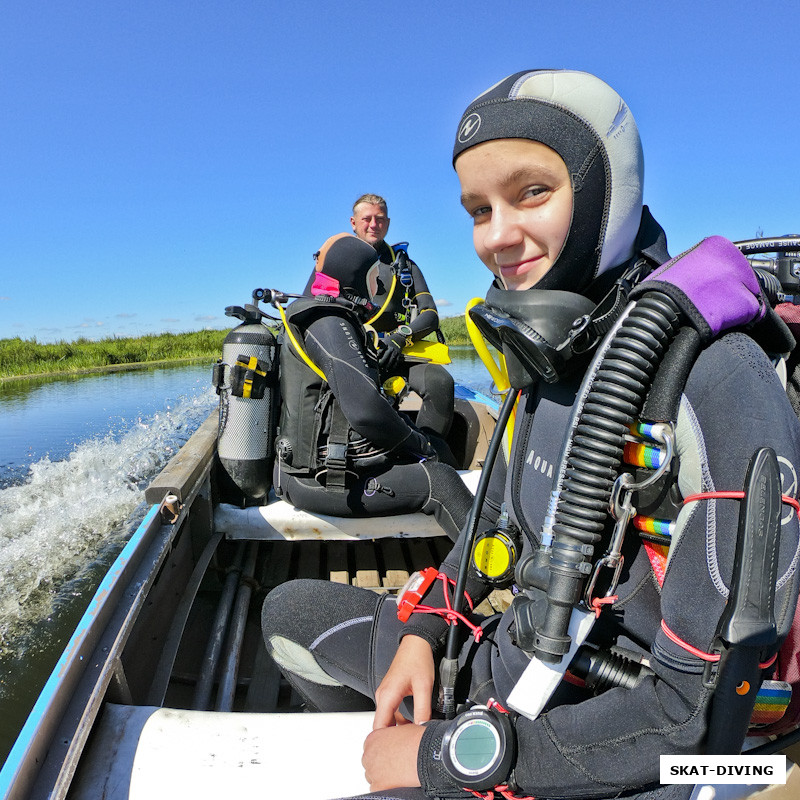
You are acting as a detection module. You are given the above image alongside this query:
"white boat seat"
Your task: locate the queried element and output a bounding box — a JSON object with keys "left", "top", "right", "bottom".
{"left": 216, "top": 469, "right": 481, "bottom": 541}
{"left": 70, "top": 703, "right": 372, "bottom": 800}
{"left": 69, "top": 703, "right": 800, "bottom": 800}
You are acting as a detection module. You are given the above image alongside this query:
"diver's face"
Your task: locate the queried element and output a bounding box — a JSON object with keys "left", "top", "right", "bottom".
{"left": 456, "top": 139, "right": 573, "bottom": 291}
{"left": 351, "top": 203, "right": 390, "bottom": 247}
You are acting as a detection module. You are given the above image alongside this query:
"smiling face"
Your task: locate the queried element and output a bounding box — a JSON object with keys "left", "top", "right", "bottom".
{"left": 350, "top": 202, "right": 390, "bottom": 247}
{"left": 456, "top": 139, "right": 573, "bottom": 291}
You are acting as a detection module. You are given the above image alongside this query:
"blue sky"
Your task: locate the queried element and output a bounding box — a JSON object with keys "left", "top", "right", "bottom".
{"left": 1, "top": 1, "right": 798, "bottom": 343}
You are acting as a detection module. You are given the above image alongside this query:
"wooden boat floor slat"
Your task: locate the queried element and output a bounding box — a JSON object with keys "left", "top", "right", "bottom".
{"left": 254, "top": 536, "right": 513, "bottom": 608}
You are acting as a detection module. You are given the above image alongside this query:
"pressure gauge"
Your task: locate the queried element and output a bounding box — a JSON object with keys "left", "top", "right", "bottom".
{"left": 471, "top": 525, "right": 520, "bottom": 588}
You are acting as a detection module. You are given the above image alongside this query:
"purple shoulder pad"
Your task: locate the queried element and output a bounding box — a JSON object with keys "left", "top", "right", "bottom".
{"left": 632, "top": 236, "right": 766, "bottom": 341}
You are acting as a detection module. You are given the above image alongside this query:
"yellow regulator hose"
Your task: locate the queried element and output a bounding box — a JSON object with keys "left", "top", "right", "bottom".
{"left": 465, "top": 297, "right": 510, "bottom": 392}
{"left": 276, "top": 303, "right": 327, "bottom": 381}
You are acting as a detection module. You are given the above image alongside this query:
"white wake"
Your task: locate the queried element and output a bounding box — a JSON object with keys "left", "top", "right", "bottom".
{"left": 0, "top": 387, "right": 217, "bottom": 654}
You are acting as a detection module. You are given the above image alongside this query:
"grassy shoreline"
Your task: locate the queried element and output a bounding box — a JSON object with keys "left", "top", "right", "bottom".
{"left": 1, "top": 316, "right": 472, "bottom": 381}
{"left": 0, "top": 330, "right": 230, "bottom": 381}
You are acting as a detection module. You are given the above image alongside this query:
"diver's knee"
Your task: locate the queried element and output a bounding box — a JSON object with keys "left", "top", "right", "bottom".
{"left": 265, "top": 634, "right": 344, "bottom": 687}
{"left": 261, "top": 579, "right": 320, "bottom": 640}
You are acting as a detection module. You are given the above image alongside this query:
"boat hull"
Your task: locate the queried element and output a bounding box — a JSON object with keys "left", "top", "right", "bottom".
{"left": 0, "top": 389, "right": 499, "bottom": 799}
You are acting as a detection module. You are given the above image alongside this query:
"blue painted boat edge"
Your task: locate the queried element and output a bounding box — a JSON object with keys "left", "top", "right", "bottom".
{"left": 454, "top": 382, "right": 500, "bottom": 411}
{"left": 0, "top": 503, "right": 162, "bottom": 799}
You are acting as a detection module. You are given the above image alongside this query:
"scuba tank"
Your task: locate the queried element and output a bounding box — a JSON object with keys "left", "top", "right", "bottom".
{"left": 212, "top": 303, "right": 280, "bottom": 505}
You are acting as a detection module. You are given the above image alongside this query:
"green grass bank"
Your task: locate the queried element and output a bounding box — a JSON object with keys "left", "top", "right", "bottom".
{"left": 0, "top": 330, "right": 230, "bottom": 380}
{"left": 437, "top": 315, "right": 470, "bottom": 345}
{"left": 0, "top": 316, "right": 472, "bottom": 381}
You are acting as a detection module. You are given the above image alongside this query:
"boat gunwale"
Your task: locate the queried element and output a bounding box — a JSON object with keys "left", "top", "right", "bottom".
{"left": 0, "top": 441, "right": 217, "bottom": 800}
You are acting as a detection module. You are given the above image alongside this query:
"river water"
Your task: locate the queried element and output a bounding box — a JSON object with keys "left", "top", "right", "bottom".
{"left": 0, "top": 347, "right": 494, "bottom": 764}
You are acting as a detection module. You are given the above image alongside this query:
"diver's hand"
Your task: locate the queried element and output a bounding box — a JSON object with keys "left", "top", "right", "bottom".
{"left": 363, "top": 724, "right": 424, "bottom": 791}
{"left": 406, "top": 431, "right": 438, "bottom": 463}
{"left": 377, "top": 336, "right": 404, "bottom": 374}
{"left": 373, "top": 634, "right": 434, "bottom": 729}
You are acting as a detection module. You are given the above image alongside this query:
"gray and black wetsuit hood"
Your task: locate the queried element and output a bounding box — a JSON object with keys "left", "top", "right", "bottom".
{"left": 454, "top": 69, "right": 670, "bottom": 385}
{"left": 454, "top": 69, "right": 658, "bottom": 293}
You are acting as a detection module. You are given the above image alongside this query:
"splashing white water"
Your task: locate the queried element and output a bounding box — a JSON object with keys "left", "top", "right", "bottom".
{"left": 0, "top": 387, "right": 217, "bottom": 651}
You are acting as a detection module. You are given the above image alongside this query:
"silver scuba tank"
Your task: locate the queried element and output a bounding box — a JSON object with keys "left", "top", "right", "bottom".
{"left": 212, "top": 304, "right": 279, "bottom": 505}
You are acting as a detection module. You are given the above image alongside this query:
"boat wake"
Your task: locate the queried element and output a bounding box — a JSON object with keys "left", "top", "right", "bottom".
{"left": 0, "top": 387, "right": 217, "bottom": 658}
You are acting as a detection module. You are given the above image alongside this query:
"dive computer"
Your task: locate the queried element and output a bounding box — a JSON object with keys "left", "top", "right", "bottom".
{"left": 441, "top": 704, "right": 516, "bottom": 791}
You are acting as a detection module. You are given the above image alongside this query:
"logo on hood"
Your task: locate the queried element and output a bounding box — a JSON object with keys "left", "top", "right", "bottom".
{"left": 458, "top": 113, "right": 482, "bottom": 144}
{"left": 606, "top": 100, "right": 629, "bottom": 139}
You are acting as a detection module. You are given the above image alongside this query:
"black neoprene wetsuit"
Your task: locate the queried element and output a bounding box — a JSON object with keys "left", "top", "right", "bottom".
{"left": 372, "top": 241, "right": 441, "bottom": 342}
{"left": 371, "top": 241, "right": 455, "bottom": 439}
{"left": 263, "top": 325, "right": 800, "bottom": 799}
{"left": 273, "top": 305, "right": 473, "bottom": 541}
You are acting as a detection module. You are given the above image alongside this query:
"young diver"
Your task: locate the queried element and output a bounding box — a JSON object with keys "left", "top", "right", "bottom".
{"left": 273, "top": 232, "right": 475, "bottom": 542}
{"left": 261, "top": 71, "right": 800, "bottom": 798}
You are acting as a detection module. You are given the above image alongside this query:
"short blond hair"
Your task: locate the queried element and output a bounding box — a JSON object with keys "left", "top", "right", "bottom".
{"left": 352, "top": 194, "right": 388, "bottom": 215}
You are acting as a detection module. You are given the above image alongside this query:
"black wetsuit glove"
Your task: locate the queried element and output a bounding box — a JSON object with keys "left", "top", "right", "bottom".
{"left": 377, "top": 332, "right": 405, "bottom": 375}
{"left": 405, "top": 430, "right": 438, "bottom": 462}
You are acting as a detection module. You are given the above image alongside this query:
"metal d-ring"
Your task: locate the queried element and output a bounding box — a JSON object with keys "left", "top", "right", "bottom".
{"left": 586, "top": 423, "right": 676, "bottom": 608}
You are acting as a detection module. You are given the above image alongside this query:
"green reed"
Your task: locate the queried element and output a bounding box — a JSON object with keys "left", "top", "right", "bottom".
{"left": 1, "top": 315, "right": 473, "bottom": 380}
{"left": 438, "top": 315, "right": 469, "bottom": 345}
{"left": 0, "top": 330, "right": 230, "bottom": 379}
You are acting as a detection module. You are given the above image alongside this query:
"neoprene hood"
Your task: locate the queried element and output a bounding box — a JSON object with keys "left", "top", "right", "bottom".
{"left": 453, "top": 69, "right": 645, "bottom": 294}
{"left": 308, "top": 233, "right": 381, "bottom": 313}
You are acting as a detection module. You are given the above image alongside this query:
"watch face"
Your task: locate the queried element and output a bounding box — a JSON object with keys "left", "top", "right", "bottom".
{"left": 448, "top": 718, "right": 501, "bottom": 776}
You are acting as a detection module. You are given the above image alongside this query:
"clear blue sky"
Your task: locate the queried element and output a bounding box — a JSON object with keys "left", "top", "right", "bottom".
{"left": 1, "top": 1, "right": 798, "bottom": 343}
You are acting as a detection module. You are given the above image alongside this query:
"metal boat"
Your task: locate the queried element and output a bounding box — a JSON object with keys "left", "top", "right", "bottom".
{"left": 0, "top": 385, "right": 501, "bottom": 800}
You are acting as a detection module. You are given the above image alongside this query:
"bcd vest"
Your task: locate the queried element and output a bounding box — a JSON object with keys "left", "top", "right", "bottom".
{"left": 275, "top": 297, "right": 393, "bottom": 484}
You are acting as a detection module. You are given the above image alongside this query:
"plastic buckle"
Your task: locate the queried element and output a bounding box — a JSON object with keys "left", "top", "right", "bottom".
{"left": 702, "top": 640, "right": 724, "bottom": 689}
{"left": 397, "top": 567, "right": 438, "bottom": 622}
{"left": 325, "top": 443, "right": 348, "bottom": 468}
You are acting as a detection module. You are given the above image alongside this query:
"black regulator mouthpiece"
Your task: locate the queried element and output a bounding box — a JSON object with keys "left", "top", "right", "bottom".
{"left": 468, "top": 286, "right": 596, "bottom": 389}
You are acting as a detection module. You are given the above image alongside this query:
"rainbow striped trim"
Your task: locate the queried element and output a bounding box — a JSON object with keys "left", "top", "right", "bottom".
{"left": 629, "top": 421, "right": 659, "bottom": 439}
{"left": 624, "top": 441, "right": 665, "bottom": 470}
{"left": 749, "top": 680, "right": 792, "bottom": 727}
{"left": 633, "top": 515, "right": 675, "bottom": 538}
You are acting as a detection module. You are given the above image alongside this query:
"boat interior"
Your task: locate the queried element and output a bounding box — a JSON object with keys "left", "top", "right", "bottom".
{"left": 9, "top": 386, "right": 800, "bottom": 800}
{"left": 14, "top": 392, "right": 507, "bottom": 799}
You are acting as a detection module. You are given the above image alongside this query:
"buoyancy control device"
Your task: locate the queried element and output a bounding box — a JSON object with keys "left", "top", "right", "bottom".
{"left": 439, "top": 236, "right": 797, "bottom": 734}
{"left": 504, "top": 238, "right": 798, "bottom": 733}
{"left": 212, "top": 302, "right": 280, "bottom": 505}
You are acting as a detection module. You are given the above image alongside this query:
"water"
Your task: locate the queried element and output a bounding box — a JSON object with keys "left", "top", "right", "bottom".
{"left": 0, "top": 365, "right": 217, "bottom": 489}
{"left": 0, "top": 347, "right": 494, "bottom": 764}
{"left": 0, "top": 363, "right": 219, "bottom": 763}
